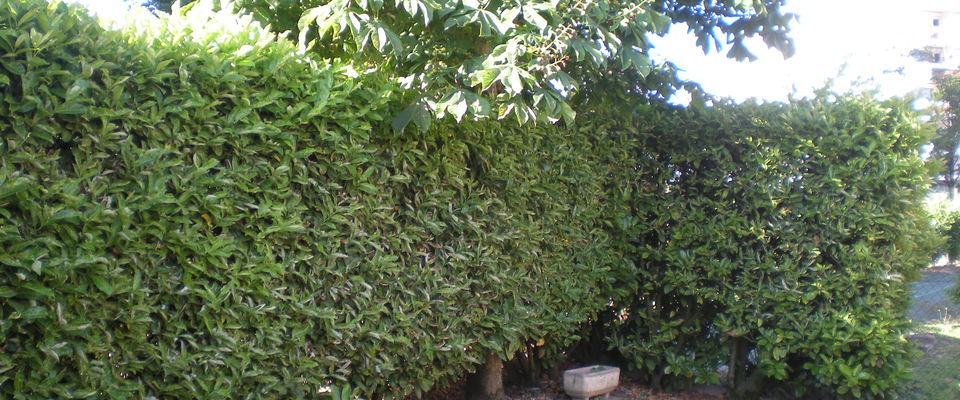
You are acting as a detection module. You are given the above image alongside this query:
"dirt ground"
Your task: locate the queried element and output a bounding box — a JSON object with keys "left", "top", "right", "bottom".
{"left": 425, "top": 373, "right": 727, "bottom": 400}
{"left": 503, "top": 379, "right": 725, "bottom": 400}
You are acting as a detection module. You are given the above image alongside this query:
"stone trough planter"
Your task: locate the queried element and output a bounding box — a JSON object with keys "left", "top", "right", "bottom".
{"left": 562, "top": 365, "right": 620, "bottom": 399}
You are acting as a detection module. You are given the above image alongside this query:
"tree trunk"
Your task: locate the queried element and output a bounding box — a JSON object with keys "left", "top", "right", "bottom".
{"left": 728, "top": 337, "right": 741, "bottom": 393}
{"left": 521, "top": 345, "right": 541, "bottom": 384}
{"left": 948, "top": 152, "right": 957, "bottom": 199}
{"left": 728, "top": 337, "right": 763, "bottom": 400}
{"left": 466, "top": 353, "right": 504, "bottom": 400}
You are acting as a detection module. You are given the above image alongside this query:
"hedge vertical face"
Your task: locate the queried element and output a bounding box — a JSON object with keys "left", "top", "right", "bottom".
{"left": 0, "top": 1, "right": 935, "bottom": 399}
{"left": 0, "top": 1, "right": 624, "bottom": 398}
{"left": 602, "top": 98, "right": 937, "bottom": 398}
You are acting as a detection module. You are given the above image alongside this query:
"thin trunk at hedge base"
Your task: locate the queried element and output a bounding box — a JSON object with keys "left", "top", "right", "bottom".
{"left": 465, "top": 353, "right": 504, "bottom": 400}
{"left": 728, "top": 337, "right": 765, "bottom": 400}
{"left": 514, "top": 345, "right": 541, "bottom": 385}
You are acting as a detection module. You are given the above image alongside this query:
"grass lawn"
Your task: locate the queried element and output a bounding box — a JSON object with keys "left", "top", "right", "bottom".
{"left": 905, "top": 320, "right": 960, "bottom": 399}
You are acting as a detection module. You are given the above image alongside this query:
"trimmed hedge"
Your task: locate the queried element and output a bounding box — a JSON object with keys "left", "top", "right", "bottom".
{"left": 598, "top": 97, "right": 937, "bottom": 398}
{"left": 0, "top": 1, "right": 937, "bottom": 399}
{"left": 0, "top": 1, "right": 629, "bottom": 398}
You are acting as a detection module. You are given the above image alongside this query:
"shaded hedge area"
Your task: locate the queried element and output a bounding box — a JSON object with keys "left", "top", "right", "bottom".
{"left": 0, "top": 1, "right": 938, "bottom": 399}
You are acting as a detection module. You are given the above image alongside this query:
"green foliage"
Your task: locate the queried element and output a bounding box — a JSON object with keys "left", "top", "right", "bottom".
{"left": 930, "top": 206, "right": 960, "bottom": 262}
{"left": 934, "top": 205, "right": 960, "bottom": 300}
{"left": 141, "top": 0, "right": 179, "bottom": 11}
{"left": 0, "top": 2, "right": 932, "bottom": 400}
{"left": 235, "top": 0, "right": 795, "bottom": 129}
{"left": 0, "top": 0, "right": 629, "bottom": 397}
{"left": 598, "top": 95, "right": 937, "bottom": 399}
{"left": 951, "top": 278, "right": 960, "bottom": 309}
{"left": 931, "top": 73, "right": 960, "bottom": 196}
{"left": 329, "top": 383, "right": 356, "bottom": 400}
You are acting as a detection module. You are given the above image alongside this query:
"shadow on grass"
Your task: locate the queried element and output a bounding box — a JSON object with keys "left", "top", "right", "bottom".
{"left": 903, "top": 326, "right": 960, "bottom": 399}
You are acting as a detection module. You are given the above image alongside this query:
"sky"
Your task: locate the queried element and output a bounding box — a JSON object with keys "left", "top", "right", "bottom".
{"left": 650, "top": 0, "right": 960, "bottom": 103}
{"left": 69, "top": 0, "right": 959, "bottom": 104}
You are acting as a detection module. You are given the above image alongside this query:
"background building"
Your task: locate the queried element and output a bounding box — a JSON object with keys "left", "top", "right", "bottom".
{"left": 914, "top": 5, "right": 960, "bottom": 83}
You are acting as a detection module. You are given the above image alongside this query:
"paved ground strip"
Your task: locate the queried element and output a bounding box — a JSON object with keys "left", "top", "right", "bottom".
{"left": 909, "top": 264, "right": 960, "bottom": 323}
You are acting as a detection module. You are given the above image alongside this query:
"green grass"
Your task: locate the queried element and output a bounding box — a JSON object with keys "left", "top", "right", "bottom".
{"left": 905, "top": 320, "right": 960, "bottom": 399}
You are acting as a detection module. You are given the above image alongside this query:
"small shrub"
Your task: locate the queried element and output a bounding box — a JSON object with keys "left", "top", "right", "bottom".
{"left": 930, "top": 206, "right": 960, "bottom": 262}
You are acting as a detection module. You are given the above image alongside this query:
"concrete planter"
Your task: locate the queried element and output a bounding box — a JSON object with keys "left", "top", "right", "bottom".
{"left": 563, "top": 365, "right": 620, "bottom": 399}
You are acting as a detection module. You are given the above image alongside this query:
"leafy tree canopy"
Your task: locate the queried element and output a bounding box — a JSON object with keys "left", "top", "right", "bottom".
{"left": 148, "top": 0, "right": 795, "bottom": 130}
{"left": 931, "top": 73, "right": 960, "bottom": 196}
{"left": 141, "top": 0, "right": 177, "bottom": 11}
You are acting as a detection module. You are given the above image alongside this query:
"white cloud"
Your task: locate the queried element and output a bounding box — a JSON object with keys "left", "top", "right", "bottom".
{"left": 66, "top": 0, "right": 135, "bottom": 20}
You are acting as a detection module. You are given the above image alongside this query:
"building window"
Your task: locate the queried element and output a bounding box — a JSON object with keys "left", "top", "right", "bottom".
{"left": 934, "top": 18, "right": 941, "bottom": 26}
{"left": 911, "top": 46, "right": 946, "bottom": 63}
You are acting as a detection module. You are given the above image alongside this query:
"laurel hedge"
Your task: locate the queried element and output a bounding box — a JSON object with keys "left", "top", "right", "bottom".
{"left": 597, "top": 97, "right": 937, "bottom": 399}
{"left": 0, "top": 1, "right": 937, "bottom": 399}
{"left": 0, "top": 1, "right": 632, "bottom": 398}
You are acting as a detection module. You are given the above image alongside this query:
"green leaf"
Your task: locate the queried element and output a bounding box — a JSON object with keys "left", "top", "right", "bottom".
{"left": 20, "top": 306, "right": 48, "bottom": 320}
{"left": 399, "top": 0, "right": 433, "bottom": 25}
{"left": 559, "top": 101, "right": 575, "bottom": 125}
{"left": 649, "top": 10, "right": 671, "bottom": 34}
{"left": 469, "top": 67, "right": 502, "bottom": 91}
{"left": 620, "top": 47, "right": 652, "bottom": 77}
{"left": 447, "top": 8, "right": 512, "bottom": 36}
{"left": 54, "top": 102, "right": 87, "bottom": 115}
{"left": 438, "top": 90, "right": 469, "bottom": 122}
{"left": 451, "top": 97, "right": 468, "bottom": 122}
{"left": 393, "top": 103, "right": 432, "bottom": 133}
{"left": 392, "top": 105, "right": 414, "bottom": 133}
{"left": 411, "top": 105, "right": 432, "bottom": 131}
{"left": 521, "top": 5, "right": 548, "bottom": 31}
{"left": 497, "top": 66, "right": 524, "bottom": 95}
{"left": 23, "top": 282, "right": 54, "bottom": 298}
{"left": 91, "top": 276, "right": 113, "bottom": 296}
{"left": 298, "top": 2, "right": 338, "bottom": 33}
{"left": 48, "top": 209, "right": 81, "bottom": 225}
{"left": 568, "top": 38, "right": 604, "bottom": 64}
